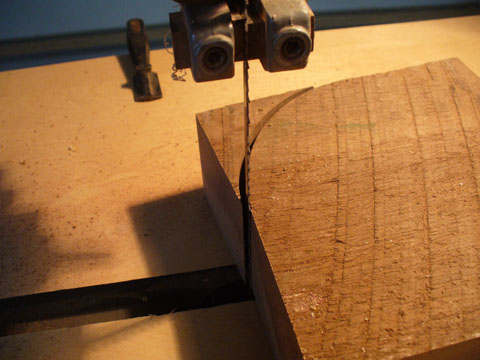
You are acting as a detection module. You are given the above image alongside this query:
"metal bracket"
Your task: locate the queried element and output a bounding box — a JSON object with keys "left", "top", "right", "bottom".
{"left": 169, "top": 0, "right": 314, "bottom": 82}
{"left": 171, "top": 2, "right": 235, "bottom": 82}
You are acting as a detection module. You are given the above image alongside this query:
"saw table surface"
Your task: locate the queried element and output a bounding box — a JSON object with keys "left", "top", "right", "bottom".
{"left": 1, "top": 15, "right": 479, "bottom": 299}
{"left": 0, "top": 301, "right": 274, "bottom": 360}
{"left": 0, "top": 15, "right": 480, "bottom": 359}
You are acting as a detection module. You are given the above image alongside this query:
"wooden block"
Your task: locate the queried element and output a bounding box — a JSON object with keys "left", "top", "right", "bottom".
{"left": 197, "top": 58, "right": 480, "bottom": 359}
{"left": 0, "top": 301, "right": 274, "bottom": 360}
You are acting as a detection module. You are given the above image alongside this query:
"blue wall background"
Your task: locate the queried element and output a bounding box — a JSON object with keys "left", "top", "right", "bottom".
{"left": 0, "top": 0, "right": 473, "bottom": 41}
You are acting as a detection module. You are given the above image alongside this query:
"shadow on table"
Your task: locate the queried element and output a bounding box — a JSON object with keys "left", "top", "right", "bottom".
{"left": 0, "top": 169, "right": 50, "bottom": 301}
{"left": 128, "top": 188, "right": 232, "bottom": 277}
{"left": 117, "top": 54, "right": 135, "bottom": 91}
{"left": 0, "top": 168, "right": 110, "bottom": 339}
{"left": 129, "top": 188, "right": 273, "bottom": 359}
{"left": 0, "top": 172, "right": 268, "bottom": 358}
{"left": 0, "top": 168, "right": 110, "bottom": 299}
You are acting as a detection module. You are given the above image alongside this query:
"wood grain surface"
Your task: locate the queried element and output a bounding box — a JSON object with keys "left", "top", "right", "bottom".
{"left": 0, "top": 15, "right": 479, "bottom": 299}
{"left": 197, "top": 58, "right": 480, "bottom": 359}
